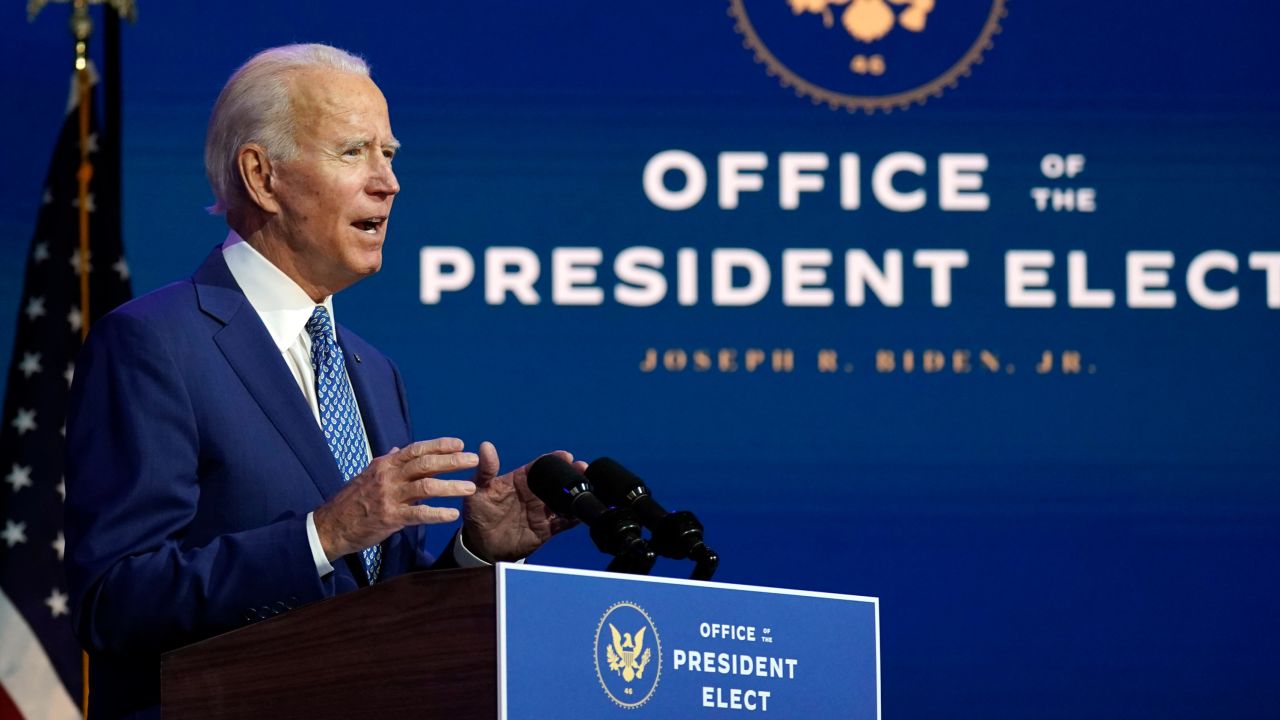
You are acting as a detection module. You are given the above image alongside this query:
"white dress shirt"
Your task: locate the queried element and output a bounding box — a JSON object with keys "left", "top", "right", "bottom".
{"left": 221, "top": 231, "right": 487, "bottom": 576}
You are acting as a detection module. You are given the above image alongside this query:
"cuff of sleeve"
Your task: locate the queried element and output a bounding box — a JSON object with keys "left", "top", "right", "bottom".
{"left": 452, "top": 530, "right": 526, "bottom": 568}
{"left": 306, "top": 511, "right": 335, "bottom": 577}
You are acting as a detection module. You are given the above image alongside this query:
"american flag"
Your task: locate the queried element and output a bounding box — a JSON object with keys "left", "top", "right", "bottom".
{"left": 0, "top": 71, "right": 130, "bottom": 719}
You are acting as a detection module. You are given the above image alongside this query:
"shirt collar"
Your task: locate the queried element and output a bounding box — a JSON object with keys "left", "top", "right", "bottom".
{"left": 221, "top": 230, "right": 336, "bottom": 352}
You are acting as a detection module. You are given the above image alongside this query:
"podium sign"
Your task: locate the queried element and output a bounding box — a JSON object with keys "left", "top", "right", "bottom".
{"left": 498, "top": 565, "right": 880, "bottom": 719}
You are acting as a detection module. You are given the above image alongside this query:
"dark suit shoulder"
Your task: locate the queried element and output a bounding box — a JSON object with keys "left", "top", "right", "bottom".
{"left": 83, "top": 278, "right": 221, "bottom": 353}
{"left": 100, "top": 278, "right": 201, "bottom": 325}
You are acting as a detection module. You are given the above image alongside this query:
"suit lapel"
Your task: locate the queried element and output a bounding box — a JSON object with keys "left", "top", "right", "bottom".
{"left": 339, "top": 333, "right": 394, "bottom": 456}
{"left": 193, "top": 249, "right": 346, "bottom": 503}
{"left": 339, "top": 330, "right": 417, "bottom": 578}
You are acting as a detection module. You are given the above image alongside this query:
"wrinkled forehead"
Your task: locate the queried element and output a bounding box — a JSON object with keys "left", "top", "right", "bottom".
{"left": 286, "top": 68, "right": 392, "bottom": 138}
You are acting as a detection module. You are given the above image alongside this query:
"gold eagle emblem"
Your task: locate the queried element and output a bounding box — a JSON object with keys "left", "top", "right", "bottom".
{"left": 605, "top": 623, "right": 652, "bottom": 683}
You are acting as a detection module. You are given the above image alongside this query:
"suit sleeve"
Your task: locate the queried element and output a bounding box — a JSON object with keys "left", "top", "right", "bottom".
{"left": 65, "top": 310, "right": 328, "bottom": 657}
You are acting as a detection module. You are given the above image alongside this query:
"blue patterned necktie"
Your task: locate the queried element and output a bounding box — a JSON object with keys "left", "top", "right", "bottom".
{"left": 305, "top": 306, "right": 382, "bottom": 583}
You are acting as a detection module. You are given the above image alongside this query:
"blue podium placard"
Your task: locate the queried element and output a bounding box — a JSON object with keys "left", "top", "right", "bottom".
{"left": 497, "top": 564, "right": 880, "bottom": 719}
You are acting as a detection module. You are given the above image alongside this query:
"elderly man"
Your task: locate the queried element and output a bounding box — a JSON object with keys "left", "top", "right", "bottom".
{"left": 64, "top": 44, "right": 574, "bottom": 719}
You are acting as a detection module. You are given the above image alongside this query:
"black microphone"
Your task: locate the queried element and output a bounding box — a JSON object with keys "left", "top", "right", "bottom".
{"left": 586, "top": 457, "right": 719, "bottom": 580}
{"left": 528, "top": 455, "right": 656, "bottom": 573}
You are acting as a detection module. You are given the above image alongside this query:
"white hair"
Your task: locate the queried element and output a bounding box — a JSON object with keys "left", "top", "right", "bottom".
{"left": 204, "top": 43, "right": 370, "bottom": 215}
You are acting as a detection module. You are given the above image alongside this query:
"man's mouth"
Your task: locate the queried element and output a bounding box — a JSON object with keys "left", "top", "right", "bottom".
{"left": 352, "top": 217, "right": 386, "bottom": 234}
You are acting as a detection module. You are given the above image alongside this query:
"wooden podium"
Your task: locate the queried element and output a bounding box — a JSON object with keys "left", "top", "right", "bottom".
{"left": 161, "top": 567, "right": 499, "bottom": 719}
{"left": 163, "top": 563, "right": 881, "bottom": 719}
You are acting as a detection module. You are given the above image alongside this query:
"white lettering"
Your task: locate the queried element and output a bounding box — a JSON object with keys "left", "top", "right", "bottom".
{"left": 845, "top": 249, "right": 903, "bottom": 307}
{"left": 871, "top": 152, "right": 927, "bottom": 212}
{"left": 551, "top": 247, "right": 603, "bottom": 306}
{"left": 1006, "top": 250, "right": 1056, "bottom": 308}
{"left": 1248, "top": 252, "right": 1280, "bottom": 308}
{"left": 718, "top": 152, "right": 768, "bottom": 209}
{"left": 914, "top": 249, "right": 969, "bottom": 307}
{"left": 419, "top": 246, "right": 474, "bottom": 304}
{"left": 1126, "top": 251, "right": 1176, "bottom": 309}
{"left": 782, "top": 249, "right": 833, "bottom": 306}
{"left": 643, "top": 150, "right": 706, "bottom": 211}
{"left": 779, "top": 152, "right": 828, "bottom": 210}
{"left": 483, "top": 247, "right": 539, "bottom": 305}
{"left": 614, "top": 246, "right": 666, "bottom": 307}
{"left": 1186, "top": 250, "right": 1238, "bottom": 310}
{"left": 712, "top": 249, "right": 771, "bottom": 306}
{"left": 1067, "top": 250, "right": 1114, "bottom": 308}
{"left": 938, "top": 153, "right": 989, "bottom": 211}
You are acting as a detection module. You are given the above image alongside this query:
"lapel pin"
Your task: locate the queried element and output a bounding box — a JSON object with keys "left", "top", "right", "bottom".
{"left": 353, "top": 352, "right": 362, "bottom": 363}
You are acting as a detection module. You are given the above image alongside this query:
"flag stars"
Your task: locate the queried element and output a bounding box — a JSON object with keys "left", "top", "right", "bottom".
{"left": 5, "top": 464, "right": 33, "bottom": 493}
{"left": 56, "top": 479, "right": 66, "bottom": 502}
{"left": 65, "top": 362, "right": 75, "bottom": 387}
{"left": 33, "top": 242, "right": 50, "bottom": 263}
{"left": 11, "top": 408, "right": 37, "bottom": 435}
{"left": 18, "top": 352, "right": 42, "bottom": 378}
{"left": 25, "top": 296, "right": 46, "bottom": 321}
{"left": 46, "top": 588, "right": 70, "bottom": 618}
{"left": 68, "top": 307, "right": 83, "bottom": 333}
{"left": 52, "top": 532, "right": 65, "bottom": 561}
{"left": 42, "top": 188, "right": 53, "bottom": 205}
{"left": 2, "top": 520, "right": 27, "bottom": 547}
{"left": 71, "top": 193, "right": 96, "bottom": 213}
{"left": 113, "top": 257, "right": 130, "bottom": 281}
{"left": 84, "top": 132, "right": 99, "bottom": 154}
{"left": 70, "top": 248, "right": 93, "bottom": 274}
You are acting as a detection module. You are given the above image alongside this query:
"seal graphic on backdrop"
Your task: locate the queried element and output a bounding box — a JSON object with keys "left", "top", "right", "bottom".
{"left": 594, "top": 602, "right": 662, "bottom": 708}
{"left": 729, "top": 0, "right": 1006, "bottom": 112}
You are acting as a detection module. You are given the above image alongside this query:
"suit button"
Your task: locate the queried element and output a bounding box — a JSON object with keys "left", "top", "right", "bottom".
{"left": 261, "top": 605, "right": 274, "bottom": 617}
{"left": 243, "top": 611, "right": 255, "bottom": 622}
{"left": 273, "top": 601, "right": 287, "bottom": 614}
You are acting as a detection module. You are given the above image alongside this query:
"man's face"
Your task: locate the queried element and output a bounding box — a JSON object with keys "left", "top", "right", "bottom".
{"left": 269, "top": 69, "right": 400, "bottom": 298}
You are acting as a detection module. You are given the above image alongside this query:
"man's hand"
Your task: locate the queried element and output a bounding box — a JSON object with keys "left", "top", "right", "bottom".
{"left": 461, "top": 441, "right": 582, "bottom": 563}
{"left": 313, "top": 438, "right": 478, "bottom": 561}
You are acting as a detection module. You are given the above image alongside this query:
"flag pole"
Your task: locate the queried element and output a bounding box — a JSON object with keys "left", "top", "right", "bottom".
{"left": 72, "top": 0, "right": 93, "bottom": 344}
{"left": 72, "top": 7, "right": 95, "bottom": 715}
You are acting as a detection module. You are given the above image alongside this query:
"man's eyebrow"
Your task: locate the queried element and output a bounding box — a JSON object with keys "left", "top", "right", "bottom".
{"left": 337, "top": 137, "right": 401, "bottom": 153}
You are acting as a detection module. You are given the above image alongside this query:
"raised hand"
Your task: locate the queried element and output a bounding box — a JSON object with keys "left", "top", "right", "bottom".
{"left": 461, "top": 441, "right": 582, "bottom": 563}
{"left": 313, "top": 438, "right": 478, "bottom": 561}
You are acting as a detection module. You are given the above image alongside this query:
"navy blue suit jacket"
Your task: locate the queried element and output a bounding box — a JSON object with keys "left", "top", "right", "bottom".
{"left": 65, "top": 248, "right": 450, "bottom": 719}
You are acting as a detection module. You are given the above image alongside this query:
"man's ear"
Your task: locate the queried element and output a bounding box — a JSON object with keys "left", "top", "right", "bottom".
{"left": 237, "top": 143, "right": 281, "bottom": 214}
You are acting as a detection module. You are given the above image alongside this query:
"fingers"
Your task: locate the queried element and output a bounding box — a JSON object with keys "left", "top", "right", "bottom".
{"left": 402, "top": 449, "right": 478, "bottom": 477}
{"left": 392, "top": 437, "right": 465, "bottom": 464}
{"left": 405, "top": 504, "right": 461, "bottom": 524}
{"left": 400, "top": 477, "right": 476, "bottom": 503}
{"left": 473, "top": 441, "right": 500, "bottom": 487}
{"left": 548, "top": 449, "right": 575, "bottom": 465}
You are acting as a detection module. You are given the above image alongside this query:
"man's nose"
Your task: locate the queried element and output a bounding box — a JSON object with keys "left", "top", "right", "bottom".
{"left": 368, "top": 156, "right": 400, "bottom": 197}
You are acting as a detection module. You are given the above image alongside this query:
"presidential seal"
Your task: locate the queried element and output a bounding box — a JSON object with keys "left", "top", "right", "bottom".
{"left": 729, "top": 0, "right": 1006, "bottom": 112}
{"left": 594, "top": 602, "right": 662, "bottom": 708}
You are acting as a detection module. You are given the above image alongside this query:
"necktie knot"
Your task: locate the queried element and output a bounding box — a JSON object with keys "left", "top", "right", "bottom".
{"left": 305, "top": 305, "right": 336, "bottom": 349}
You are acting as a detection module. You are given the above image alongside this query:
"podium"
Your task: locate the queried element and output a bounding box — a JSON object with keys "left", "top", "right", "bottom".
{"left": 162, "top": 564, "right": 880, "bottom": 719}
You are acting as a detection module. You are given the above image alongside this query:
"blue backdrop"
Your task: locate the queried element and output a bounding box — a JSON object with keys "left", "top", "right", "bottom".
{"left": 2, "top": 1, "right": 1277, "bottom": 717}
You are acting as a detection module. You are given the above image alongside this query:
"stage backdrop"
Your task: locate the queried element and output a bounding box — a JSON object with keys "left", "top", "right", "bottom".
{"left": 1, "top": 2, "right": 1277, "bottom": 718}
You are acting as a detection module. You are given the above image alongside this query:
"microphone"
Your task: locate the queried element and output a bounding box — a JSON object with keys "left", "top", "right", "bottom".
{"left": 528, "top": 455, "right": 656, "bottom": 574}
{"left": 585, "top": 457, "right": 719, "bottom": 580}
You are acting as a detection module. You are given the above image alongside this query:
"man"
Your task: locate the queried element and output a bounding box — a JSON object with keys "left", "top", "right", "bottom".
{"left": 64, "top": 44, "right": 575, "bottom": 719}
